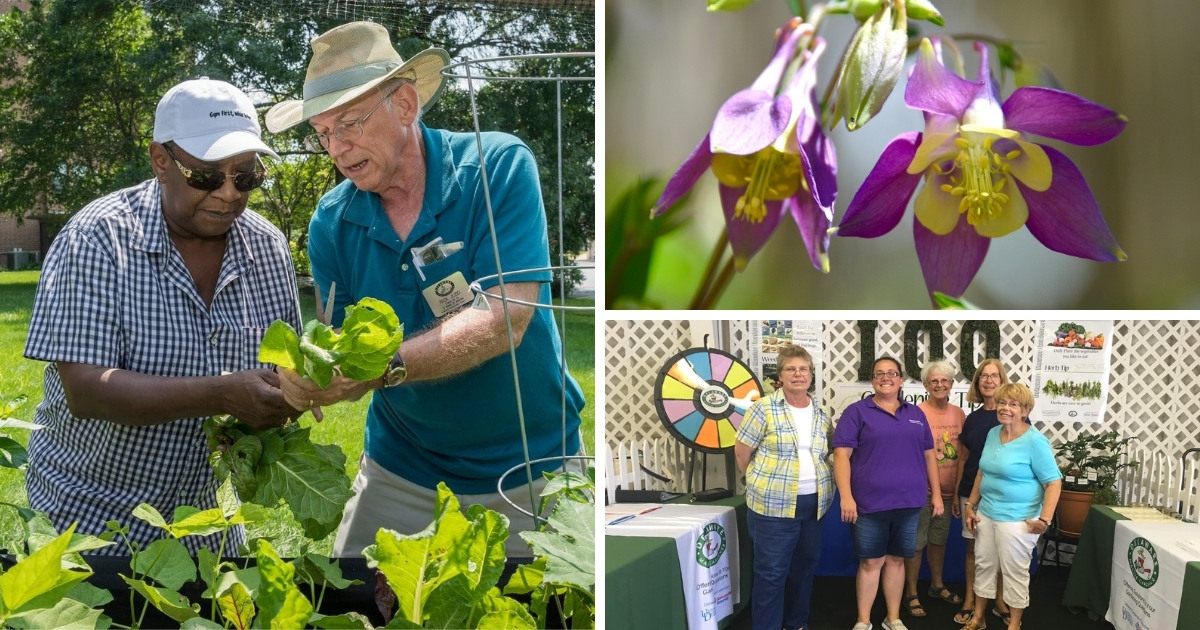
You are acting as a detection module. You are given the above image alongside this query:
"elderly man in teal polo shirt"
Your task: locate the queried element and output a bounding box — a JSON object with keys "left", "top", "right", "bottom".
{"left": 268, "top": 22, "right": 584, "bottom": 558}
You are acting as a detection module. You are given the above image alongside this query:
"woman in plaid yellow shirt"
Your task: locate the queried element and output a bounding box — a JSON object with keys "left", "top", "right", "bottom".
{"left": 735, "top": 345, "right": 835, "bottom": 630}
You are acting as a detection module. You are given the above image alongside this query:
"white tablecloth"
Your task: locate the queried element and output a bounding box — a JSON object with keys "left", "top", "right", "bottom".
{"left": 1107, "top": 519, "right": 1200, "bottom": 629}
{"left": 606, "top": 503, "right": 741, "bottom": 630}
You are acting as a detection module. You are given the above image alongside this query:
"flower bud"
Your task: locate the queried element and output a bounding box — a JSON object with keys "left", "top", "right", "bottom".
{"left": 905, "top": 0, "right": 944, "bottom": 26}
{"left": 835, "top": 0, "right": 907, "bottom": 131}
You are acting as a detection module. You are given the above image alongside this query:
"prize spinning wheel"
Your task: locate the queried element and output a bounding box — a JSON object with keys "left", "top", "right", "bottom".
{"left": 653, "top": 346, "right": 762, "bottom": 454}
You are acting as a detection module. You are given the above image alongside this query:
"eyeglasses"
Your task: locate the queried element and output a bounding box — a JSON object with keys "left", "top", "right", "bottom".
{"left": 997, "top": 400, "right": 1024, "bottom": 409}
{"left": 304, "top": 86, "right": 398, "bottom": 153}
{"left": 928, "top": 378, "right": 952, "bottom": 386}
{"left": 163, "top": 144, "right": 267, "bottom": 192}
{"left": 782, "top": 366, "right": 811, "bottom": 375}
{"left": 979, "top": 373, "right": 1003, "bottom": 382}
{"left": 873, "top": 371, "right": 901, "bottom": 379}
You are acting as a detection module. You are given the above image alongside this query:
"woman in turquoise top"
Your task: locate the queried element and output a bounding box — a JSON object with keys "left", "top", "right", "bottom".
{"left": 963, "top": 384, "right": 1062, "bottom": 630}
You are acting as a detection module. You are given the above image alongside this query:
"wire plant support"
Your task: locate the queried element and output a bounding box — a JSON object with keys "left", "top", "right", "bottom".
{"left": 441, "top": 52, "right": 595, "bottom": 524}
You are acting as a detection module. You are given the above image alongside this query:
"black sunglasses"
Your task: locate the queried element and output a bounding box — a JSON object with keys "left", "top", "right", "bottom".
{"left": 162, "top": 143, "right": 268, "bottom": 192}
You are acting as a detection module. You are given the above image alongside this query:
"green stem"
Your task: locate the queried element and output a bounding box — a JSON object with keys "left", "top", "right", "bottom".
{"left": 688, "top": 229, "right": 729, "bottom": 309}
{"left": 697, "top": 257, "right": 737, "bottom": 309}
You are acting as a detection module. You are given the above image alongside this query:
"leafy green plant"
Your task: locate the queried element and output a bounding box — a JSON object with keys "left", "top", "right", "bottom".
{"left": 258, "top": 296, "right": 404, "bottom": 388}
{"left": 0, "top": 394, "right": 40, "bottom": 470}
{"left": 1055, "top": 429, "right": 1139, "bottom": 505}
{"left": 364, "top": 467, "right": 596, "bottom": 629}
{"left": 204, "top": 416, "right": 353, "bottom": 541}
{"left": 0, "top": 507, "right": 114, "bottom": 629}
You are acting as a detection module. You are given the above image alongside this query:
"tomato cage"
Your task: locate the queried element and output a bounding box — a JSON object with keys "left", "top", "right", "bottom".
{"left": 440, "top": 52, "right": 595, "bottom": 523}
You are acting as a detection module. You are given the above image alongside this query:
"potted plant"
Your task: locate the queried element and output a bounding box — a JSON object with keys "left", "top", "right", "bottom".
{"left": 1054, "top": 430, "right": 1139, "bottom": 536}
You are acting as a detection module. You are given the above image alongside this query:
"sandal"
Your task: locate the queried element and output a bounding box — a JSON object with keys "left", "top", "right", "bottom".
{"left": 992, "top": 607, "right": 1011, "bottom": 625}
{"left": 953, "top": 609, "right": 974, "bottom": 624}
{"left": 962, "top": 620, "right": 987, "bottom": 630}
{"left": 928, "top": 585, "right": 963, "bottom": 605}
{"left": 904, "top": 595, "right": 926, "bottom": 617}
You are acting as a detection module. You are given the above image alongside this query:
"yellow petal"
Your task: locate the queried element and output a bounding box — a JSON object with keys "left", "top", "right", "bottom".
{"left": 1006, "top": 139, "right": 1052, "bottom": 192}
{"left": 913, "top": 173, "right": 961, "bottom": 236}
{"left": 974, "top": 183, "right": 1029, "bottom": 238}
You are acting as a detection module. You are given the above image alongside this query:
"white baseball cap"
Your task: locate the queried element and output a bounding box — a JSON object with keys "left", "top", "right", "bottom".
{"left": 154, "top": 79, "right": 280, "bottom": 161}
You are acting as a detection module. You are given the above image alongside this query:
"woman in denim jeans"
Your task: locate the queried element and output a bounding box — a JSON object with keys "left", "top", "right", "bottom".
{"left": 735, "top": 345, "right": 834, "bottom": 630}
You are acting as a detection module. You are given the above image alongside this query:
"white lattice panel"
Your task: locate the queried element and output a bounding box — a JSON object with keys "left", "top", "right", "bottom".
{"left": 604, "top": 320, "right": 1200, "bottom": 510}
{"left": 604, "top": 320, "right": 693, "bottom": 446}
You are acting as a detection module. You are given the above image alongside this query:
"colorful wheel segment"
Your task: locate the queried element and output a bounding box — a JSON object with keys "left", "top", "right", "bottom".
{"left": 654, "top": 348, "right": 763, "bottom": 453}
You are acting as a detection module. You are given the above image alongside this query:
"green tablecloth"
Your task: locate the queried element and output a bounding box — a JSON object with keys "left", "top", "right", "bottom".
{"left": 1063, "top": 505, "right": 1124, "bottom": 620}
{"left": 605, "top": 495, "right": 751, "bottom": 630}
{"left": 1062, "top": 505, "right": 1200, "bottom": 630}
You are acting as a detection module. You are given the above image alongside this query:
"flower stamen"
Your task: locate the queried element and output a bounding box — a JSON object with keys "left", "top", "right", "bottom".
{"left": 711, "top": 148, "right": 803, "bottom": 223}
{"left": 942, "top": 134, "right": 1020, "bottom": 227}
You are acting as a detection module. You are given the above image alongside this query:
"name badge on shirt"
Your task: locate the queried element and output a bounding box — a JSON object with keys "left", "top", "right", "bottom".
{"left": 422, "top": 271, "right": 473, "bottom": 317}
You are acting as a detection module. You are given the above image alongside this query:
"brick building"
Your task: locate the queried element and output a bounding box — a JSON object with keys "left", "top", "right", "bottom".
{"left": 0, "top": 215, "right": 42, "bottom": 269}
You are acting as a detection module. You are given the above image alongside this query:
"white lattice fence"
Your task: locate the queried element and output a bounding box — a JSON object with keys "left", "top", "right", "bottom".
{"left": 605, "top": 319, "right": 1200, "bottom": 512}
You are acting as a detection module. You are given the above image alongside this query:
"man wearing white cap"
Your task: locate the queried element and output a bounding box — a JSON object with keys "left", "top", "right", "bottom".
{"left": 267, "top": 22, "right": 584, "bottom": 558}
{"left": 23, "top": 78, "right": 301, "bottom": 555}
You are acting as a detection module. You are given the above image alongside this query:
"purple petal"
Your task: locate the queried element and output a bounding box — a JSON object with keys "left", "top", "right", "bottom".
{"left": 1003, "top": 87, "right": 1127, "bottom": 146}
{"left": 788, "top": 191, "right": 832, "bottom": 272}
{"left": 835, "top": 132, "right": 922, "bottom": 238}
{"left": 720, "top": 184, "right": 786, "bottom": 271}
{"left": 914, "top": 215, "right": 991, "bottom": 303}
{"left": 1020, "top": 144, "right": 1127, "bottom": 261}
{"left": 652, "top": 134, "right": 713, "bottom": 217}
{"left": 787, "top": 38, "right": 838, "bottom": 209}
{"left": 711, "top": 90, "right": 792, "bottom": 155}
{"left": 752, "top": 19, "right": 811, "bottom": 93}
{"left": 905, "top": 38, "right": 980, "bottom": 119}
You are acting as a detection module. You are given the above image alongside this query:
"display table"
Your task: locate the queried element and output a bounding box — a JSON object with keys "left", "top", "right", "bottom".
{"left": 1063, "top": 505, "right": 1200, "bottom": 630}
{"left": 605, "top": 495, "right": 751, "bottom": 630}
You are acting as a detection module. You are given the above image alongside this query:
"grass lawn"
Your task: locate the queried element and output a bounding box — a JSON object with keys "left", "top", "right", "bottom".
{"left": 0, "top": 270, "right": 594, "bottom": 557}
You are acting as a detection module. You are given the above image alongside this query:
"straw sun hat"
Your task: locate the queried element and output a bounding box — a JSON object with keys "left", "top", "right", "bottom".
{"left": 265, "top": 21, "right": 451, "bottom": 134}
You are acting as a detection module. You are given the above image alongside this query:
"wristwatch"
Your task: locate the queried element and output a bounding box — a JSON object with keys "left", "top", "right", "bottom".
{"left": 381, "top": 353, "right": 407, "bottom": 388}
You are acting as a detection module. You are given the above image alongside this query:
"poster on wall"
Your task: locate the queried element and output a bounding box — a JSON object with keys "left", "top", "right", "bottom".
{"left": 1033, "top": 319, "right": 1115, "bottom": 425}
{"left": 750, "top": 320, "right": 823, "bottom": 407}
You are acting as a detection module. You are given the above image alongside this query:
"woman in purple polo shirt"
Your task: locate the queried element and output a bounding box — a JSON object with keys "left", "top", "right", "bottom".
{"left": 834, "top": 357, "right": 943, "bottom": 630}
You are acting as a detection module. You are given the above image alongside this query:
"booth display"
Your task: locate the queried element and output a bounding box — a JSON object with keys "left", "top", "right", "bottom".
{"left": 1063, "top": 505, "right": 1200, "bottom": 630}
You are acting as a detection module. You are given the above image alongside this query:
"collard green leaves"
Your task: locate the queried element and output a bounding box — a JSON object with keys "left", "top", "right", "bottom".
{"left": 259, "top": 297, "right": 404, "bottom": 388}
{"left": 203, "top": 417, "right": 353, "bottom": 541}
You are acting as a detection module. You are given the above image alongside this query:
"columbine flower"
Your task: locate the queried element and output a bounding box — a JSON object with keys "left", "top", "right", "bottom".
{"left": 834, "top": 38, "right": 1127, "bottom": 299}
{"left": 652, "top": 18, "right": 837, "bottom": 272}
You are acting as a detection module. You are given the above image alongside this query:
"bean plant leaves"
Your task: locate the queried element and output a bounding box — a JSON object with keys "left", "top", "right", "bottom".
{"left": 293, "top": 554, "right": 363, "bottom": 590}
{"left": 519, "top": 499, "right": 594, "bottom": 591}
{"left": 119, "top": 577, "right": 200, "bottom": 623}
{"left": 5, "top": 597, "right": 110, "bottom": 630}
{"left": 253, "top": 539, "right": 314, "bottom": 629}
{"left": 135, "top": 538, "right": 197, "bottom": 591}
{"left": 215, "top": 581, "right": 256, "bottom": 629}
{"left": 308, "top": 611, "right": 374, "bottom": 629}
{"left": 0, "top": 525, "right": 92, "bottom": 618}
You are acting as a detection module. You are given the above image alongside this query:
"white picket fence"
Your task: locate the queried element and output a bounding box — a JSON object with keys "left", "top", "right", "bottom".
{"left": 1121, "top": 444, "right": 1200, "bottom": 521}
{"left": 604, "top": 439, "right": 704, "bottom": 504}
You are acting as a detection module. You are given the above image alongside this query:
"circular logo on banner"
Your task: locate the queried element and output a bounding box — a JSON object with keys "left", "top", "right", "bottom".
{"left": 1127, "top": 537, "right": 1159, "bottom": 588}
{"left": 696, "top": 522, "right": 727, "bottom": 568}
{"left": 434, "top": 280, "right": 455, "bottom": 297}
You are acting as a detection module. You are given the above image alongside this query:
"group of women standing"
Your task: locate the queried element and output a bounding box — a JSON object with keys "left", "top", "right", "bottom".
{"left": 735, "top": 355, "right": 1063, "bottom": 630}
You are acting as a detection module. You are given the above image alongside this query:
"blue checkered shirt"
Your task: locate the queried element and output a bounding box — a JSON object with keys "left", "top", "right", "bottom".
{"left": 23, "top": 179, "right": 301, "bottom": 555}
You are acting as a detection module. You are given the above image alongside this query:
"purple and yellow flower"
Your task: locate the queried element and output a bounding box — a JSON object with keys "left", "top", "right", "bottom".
{"left": 834, "top": 39, "right": 1127, "bottom": 299}
{"left": 652, "top": 18, "right": 837, "bottom": 272}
